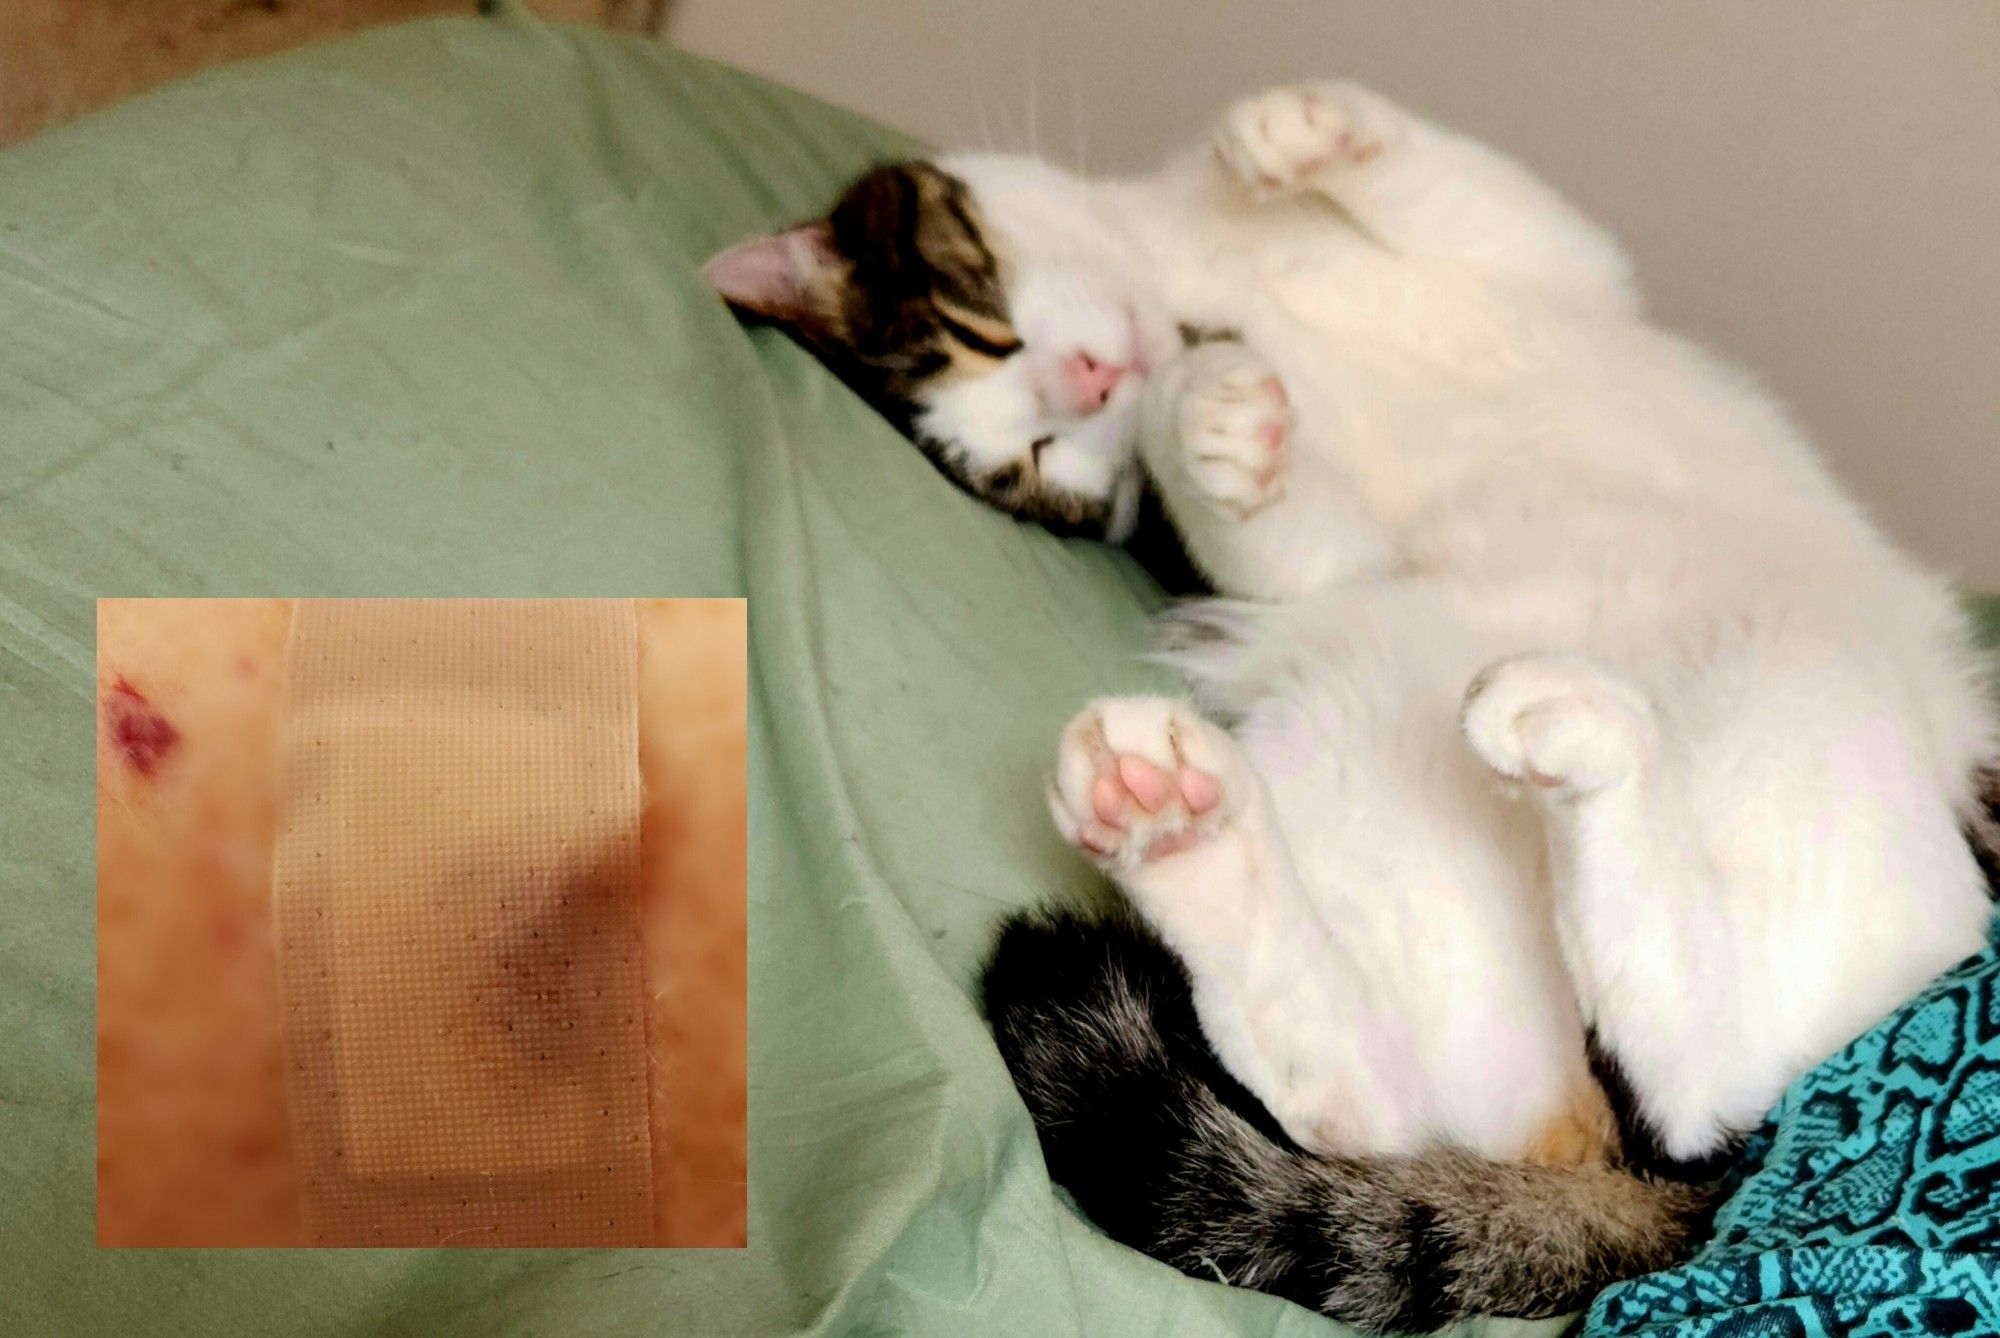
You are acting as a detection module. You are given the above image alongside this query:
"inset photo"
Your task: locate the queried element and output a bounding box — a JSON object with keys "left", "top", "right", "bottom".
{"left": 96, "top": 598, "right": 746, "bottom": 1248}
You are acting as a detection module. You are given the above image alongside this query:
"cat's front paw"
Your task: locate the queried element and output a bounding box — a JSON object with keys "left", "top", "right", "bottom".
{"left": 1215, "top": 83, "right": 1387, "bottom": 198}
{"left": 1049, "top": 697, "right": 1240, "bottom": 874}
{"left": 1178, "top": 344, "right": 1292, "bottom": 520}
{"left": 1461, "top": 655, "right": 1659, "bottom": 799}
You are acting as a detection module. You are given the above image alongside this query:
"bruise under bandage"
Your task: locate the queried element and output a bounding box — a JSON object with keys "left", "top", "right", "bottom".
{"left": 274, "top": 600, "right": 653, "bottom": 1246}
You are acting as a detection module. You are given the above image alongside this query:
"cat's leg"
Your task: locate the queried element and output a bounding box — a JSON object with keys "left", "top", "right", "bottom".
{"left": 1048, "top": 694, "right": 1408, "bottom": 1152}
{"left": 1138, "top": 340, "right": 1391, "bottom": 601}
{"left": 1214, "top": 83, "right": 1635, "bottom": 311}
{"left": 1459, "top": 654, "right": 1747, "bottom": 1161}
{"left": 1458, "top": 652, "right": 1992, "bottom": 1163}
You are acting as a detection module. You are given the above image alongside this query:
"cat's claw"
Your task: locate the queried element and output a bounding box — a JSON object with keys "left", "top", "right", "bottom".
{"left": 1216, "top": 83, "right": 1386, "bottom": 197}
{"left": 1179, "top": 344, "right": 1292, "bottom": 520}
{"left": 1461, "top": 655, "right": 1658, "bottom": 799}
{"left": 1050, "top": 697, "right": 1240, "bottom": 873}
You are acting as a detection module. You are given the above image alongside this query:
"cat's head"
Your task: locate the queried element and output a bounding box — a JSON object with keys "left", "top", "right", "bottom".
{"left": 705, "top": 158, "right": 1165, "bottom": 541}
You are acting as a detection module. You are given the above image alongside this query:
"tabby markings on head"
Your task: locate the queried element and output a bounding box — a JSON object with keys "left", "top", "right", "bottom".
{"left": 709, "top": 161, "right": 1122, "bottom": 539}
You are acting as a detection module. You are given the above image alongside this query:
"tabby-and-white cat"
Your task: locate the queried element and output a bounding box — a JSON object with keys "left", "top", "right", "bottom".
{"left": 709, "top": 82, "right": 1998, "bottom": 1330}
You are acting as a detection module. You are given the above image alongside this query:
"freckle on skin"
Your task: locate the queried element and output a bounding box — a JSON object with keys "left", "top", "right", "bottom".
{"left": 103, "top": 676, "right": 181, "bottom": 777}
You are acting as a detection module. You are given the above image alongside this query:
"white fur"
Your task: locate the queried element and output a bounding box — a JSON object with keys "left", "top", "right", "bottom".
{"left": 940, "top": 83, "right": 1997, "bottom": 1162}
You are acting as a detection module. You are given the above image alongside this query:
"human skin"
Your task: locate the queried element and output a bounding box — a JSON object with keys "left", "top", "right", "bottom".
{"left": 95, "top": 598, "right": 746, "bottom": 1246}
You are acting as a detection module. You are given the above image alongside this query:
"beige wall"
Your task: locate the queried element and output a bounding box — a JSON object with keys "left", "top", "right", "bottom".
{"left": 674, "top": 1, "right": 2000, "bottom": 587}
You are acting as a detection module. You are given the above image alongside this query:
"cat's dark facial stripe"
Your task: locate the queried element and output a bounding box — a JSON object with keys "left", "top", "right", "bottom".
{"left": 1179, "top": 321, "right": 1244, "bottom": 348}
{"left": 936, "top": 303, "right": 1023, "bottom": 359}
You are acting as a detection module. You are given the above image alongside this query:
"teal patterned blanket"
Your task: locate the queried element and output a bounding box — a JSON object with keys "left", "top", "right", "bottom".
{"left": 1586, "top": 917, "right": 2000, "bottom": 1337}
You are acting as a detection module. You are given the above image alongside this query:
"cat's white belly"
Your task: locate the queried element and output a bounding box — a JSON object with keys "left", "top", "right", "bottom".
{"left": 1250, "top": 729, "right": 1586, "bottom": 1157}
{"left": 1183, "top": 586, "right": 1591, "bottom": 1159}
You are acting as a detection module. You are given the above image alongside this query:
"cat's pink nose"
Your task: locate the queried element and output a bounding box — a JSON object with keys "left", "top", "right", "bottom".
{"left": 1064, "top": 352, "right": 1131, "bottom": 415}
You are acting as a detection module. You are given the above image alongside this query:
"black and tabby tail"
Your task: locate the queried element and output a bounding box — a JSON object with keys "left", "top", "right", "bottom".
{"left": 981, "top": 910, "right": 1713, "bottom": 1334}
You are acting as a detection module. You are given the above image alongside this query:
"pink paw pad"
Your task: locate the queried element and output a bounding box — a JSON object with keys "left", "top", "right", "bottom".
{"left": 1091, "top": 754, "right": 1225, "bottom": 844}
{"left": 1117, "top": 755, "right": 1176, "bottom": 812}
{"left": 1180, "top": 767, "right": 1223, "bottom": 815}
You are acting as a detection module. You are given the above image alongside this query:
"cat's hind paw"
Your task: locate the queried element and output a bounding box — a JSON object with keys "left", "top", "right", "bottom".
{"left": 1461, "top": 655, "right": 1658, "bottom": 799}
{"left": 1215, "top": 82, "right": 1387, "bottom": 198}
{"left": 1049, "top": 697, "right": 1241, "bottom": 874}
{"left": 1178, "top": 343, "right": 1292, "bottom": 520}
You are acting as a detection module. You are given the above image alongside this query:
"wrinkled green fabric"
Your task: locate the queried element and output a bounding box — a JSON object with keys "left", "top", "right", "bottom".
{"left": 1, "top": 12, "right": 1992, "bottom": 1336}
{"left": 0, "top": 11, "right": 1356, "bottom": 1337}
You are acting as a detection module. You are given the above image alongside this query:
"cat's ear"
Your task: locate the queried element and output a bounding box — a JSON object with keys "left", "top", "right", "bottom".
{"left": 703, "top": 224, "right": 840, "bottom": 324}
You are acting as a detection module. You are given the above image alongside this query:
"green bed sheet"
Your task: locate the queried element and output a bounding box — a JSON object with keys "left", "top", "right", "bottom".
{"left": 2, "top": 11, "right": 1994, "bottom": 1336}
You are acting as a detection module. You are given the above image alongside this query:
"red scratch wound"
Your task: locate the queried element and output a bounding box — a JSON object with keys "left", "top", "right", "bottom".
{"left": 104, "top": 676, "right": 181, "bottom": 777}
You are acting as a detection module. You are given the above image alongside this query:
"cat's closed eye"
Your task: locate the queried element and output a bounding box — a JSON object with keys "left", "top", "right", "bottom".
{"left": 935, "top": 302, "right": 1023, "bottom": 361}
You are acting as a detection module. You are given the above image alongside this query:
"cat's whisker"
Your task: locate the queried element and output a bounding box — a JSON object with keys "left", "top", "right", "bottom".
{"left": 973, "top": 95, "right": 994, "bottom": 154}
{"left": 1068, "top": 60, "right": 1088, "bottom": 174}
{"left": 1024, "top": 49, "right": 1041, "bottom": 159}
